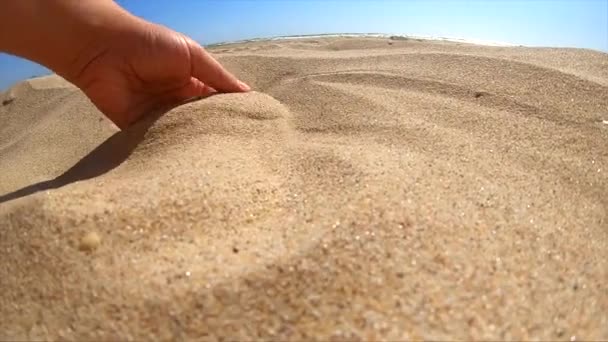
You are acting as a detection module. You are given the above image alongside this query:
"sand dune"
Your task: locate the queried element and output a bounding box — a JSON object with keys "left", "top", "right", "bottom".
{"left": 1, "top": 37, "right": 607, "bottom": 340}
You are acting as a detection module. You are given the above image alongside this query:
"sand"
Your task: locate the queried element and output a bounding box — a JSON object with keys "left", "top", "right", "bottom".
{"left": 1, "top": 37, "right": 607, "bottom": 340}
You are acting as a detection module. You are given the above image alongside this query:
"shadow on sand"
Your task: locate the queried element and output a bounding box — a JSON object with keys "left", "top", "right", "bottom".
{"left": 0, "top": 110, "right": 166, "bottom": 205}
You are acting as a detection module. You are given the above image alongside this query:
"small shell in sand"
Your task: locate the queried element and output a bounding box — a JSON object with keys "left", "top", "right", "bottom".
{"left": 79, "top": 232, "right": 101, "bottom": 252}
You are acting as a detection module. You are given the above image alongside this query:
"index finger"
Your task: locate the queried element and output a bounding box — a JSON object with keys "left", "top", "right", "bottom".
{"left": 188, "top": 41, "right": 250, "bottom": 93}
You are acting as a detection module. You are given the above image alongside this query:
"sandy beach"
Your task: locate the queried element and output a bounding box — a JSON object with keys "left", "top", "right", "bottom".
{"left": 1, "top": 37, "right": 607, "bottom": 340}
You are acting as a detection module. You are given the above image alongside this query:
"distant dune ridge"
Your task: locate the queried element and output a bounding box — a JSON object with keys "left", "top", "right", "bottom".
{"left": 207, "top": 33, "right": 519, "bottom": 48}
{"left": 1, "top": 37, "right": 607, "bottom": 340}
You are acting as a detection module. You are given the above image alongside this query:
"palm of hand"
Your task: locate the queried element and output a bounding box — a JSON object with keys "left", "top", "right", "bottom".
{"left": 73, "top": 23, "right": 247, "bottom": 129}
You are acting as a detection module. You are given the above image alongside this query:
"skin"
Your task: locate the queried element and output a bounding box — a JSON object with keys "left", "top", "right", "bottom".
{"left": 0, "top": 0, "right": 250, "bottom": 129}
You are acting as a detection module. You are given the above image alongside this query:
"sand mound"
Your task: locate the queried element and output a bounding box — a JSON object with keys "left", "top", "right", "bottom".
{"left": 1, "top": 37, "right": 607, "bottom": 340}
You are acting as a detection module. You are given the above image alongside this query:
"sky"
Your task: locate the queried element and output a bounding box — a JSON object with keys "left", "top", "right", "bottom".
{"left": 1, "top": 0, "right": 607, "bottom": 91}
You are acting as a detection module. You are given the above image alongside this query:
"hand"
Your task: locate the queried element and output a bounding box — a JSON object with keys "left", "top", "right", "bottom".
{"left": 0, "top": 0, "right": 250, "bottom": 129}
{"left": 72, "top": 21, "right": 250, "bottom": 129}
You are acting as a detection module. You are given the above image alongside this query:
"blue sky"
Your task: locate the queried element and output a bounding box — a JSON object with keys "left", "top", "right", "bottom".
{"left": 1, "top": 0, "right": 607, "bottom": 91}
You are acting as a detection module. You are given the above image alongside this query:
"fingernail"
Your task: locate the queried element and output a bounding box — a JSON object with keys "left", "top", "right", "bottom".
{"left": 238, "top": 80, "right": 251, "bottom": 91}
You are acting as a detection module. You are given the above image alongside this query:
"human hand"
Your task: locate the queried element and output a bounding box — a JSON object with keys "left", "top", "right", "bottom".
{"left": 0, "top": 0, "right": 250, "bottom": 129}
{"left": 72, "top": 21, "right": 250, "bottom": 129}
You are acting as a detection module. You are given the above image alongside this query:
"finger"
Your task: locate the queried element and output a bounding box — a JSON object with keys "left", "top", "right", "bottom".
{"left": 189, "top": 41, "right": 250, "bottom": 93}
{"left": 173, "top": 77, "right": 215, "bottom": 100}
{"left": 200, "top": 84, "right": 217, "bottom": 98}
